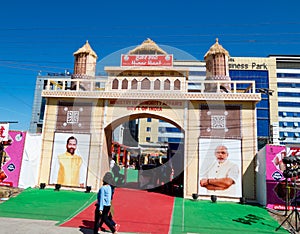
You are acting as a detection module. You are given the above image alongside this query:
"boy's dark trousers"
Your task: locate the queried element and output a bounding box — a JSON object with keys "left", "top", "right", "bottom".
{"left": 93, "top": 204, "right": 101, "bottom": 234}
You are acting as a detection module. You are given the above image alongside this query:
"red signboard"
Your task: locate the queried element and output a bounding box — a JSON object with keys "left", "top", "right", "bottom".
{"left": 121, "top": 54, "right": 173, "bottom": 67}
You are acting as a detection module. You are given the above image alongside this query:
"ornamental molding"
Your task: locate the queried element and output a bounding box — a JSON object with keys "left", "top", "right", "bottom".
{"left": 42, "top": 90, "right": 261, "bottom": 101}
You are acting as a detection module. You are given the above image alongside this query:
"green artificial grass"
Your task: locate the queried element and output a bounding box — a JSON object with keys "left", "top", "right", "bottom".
{"left": 0, "top": 187, "right": 290, "bottom": 233}
{"left": 0, "top": 187, "right": 96, "bottom": 222}
{"left": 170, "top": 198, "right": 288, "bottom": 234}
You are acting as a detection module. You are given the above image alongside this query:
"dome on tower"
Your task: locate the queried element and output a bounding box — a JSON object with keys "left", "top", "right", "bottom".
{"left": 204, "top": 38, "right": 229, "bottom": 60}
{"left": 73, "top": 40, "right": 98, "bottom": 59}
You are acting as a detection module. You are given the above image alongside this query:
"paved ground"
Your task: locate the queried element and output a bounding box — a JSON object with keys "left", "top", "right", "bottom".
{"left": 0, "top": 217, "right": 136, "bottom": 234}
{"left": 0, "top": 217, "right": 89, "bottom": 234}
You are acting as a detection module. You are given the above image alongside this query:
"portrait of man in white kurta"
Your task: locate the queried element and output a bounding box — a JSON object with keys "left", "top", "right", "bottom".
{"left": 198, "top": 138, "right": 242, "bottom": 198}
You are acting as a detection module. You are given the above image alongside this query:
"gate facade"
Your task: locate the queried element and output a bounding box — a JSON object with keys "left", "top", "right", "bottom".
{"left": 38, "top": 39, "right": 261, "bottom": 200}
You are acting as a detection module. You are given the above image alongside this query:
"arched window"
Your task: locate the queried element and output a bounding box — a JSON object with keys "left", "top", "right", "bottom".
{"left": 141, "top": 78, "right": 150, "bottom": 90}
{"left": 164, "top": 79, "right": 170, "bottom": 90}
{"left": 131, "top": 79, "right": 138, "bottom": 89}
{"left": 154, "top": 79, "right": 161, "bottom": 90}
{"left": 112, "top": 79, "right": 119, "bottom": 89}
{"left": 174, "top": 79, "right": 181, "bottom": 90}
{"left": 122, "top": 79, "right": 128, "bottom": 89}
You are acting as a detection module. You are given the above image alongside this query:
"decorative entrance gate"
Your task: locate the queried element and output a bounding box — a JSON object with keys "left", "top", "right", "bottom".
{"left": 38, "top": 39, "right": 260, "bottom": 201}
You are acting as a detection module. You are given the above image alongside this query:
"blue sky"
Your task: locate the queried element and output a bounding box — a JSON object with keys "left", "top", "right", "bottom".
{"left": 1, "top": 0, "right": 300, "bottom": 130}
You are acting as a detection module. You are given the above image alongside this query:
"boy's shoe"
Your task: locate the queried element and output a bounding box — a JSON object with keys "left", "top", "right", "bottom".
{"left": 115, "top": 224, "right": 120, "bottom": 232}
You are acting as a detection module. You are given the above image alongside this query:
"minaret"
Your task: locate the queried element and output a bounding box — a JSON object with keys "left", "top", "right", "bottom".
{"left": 204, "top": 38, "right": 231, "bottom": 92}
{"left": 72, "top": 41, "right": 98, "bottom": 90}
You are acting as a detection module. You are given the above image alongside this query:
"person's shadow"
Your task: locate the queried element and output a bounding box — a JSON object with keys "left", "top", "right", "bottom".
{"left": 78, "top": 220, "right": 94, "bottom": 233}
{"left": 79, "top": 227, "right": 94, "bottom": 234}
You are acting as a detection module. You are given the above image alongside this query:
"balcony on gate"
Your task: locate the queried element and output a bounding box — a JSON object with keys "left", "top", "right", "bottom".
{"left": 41, "top": 77, "right": 261, "bottom": 102}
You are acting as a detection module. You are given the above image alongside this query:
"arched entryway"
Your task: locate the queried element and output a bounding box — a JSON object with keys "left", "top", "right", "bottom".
{"left": 104, "top": 113, "right": 185, "bottom": 197}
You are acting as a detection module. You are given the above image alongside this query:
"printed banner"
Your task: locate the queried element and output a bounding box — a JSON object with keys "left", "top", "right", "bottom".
{"left": 49, "top": 132, "right": 90, "bottom": 188}
{"left": 198, "top": 138, "right": 242, "bottom": 198}
{"left": 266, "top": 145, "right": 300, "bottom": 210}
{"left": 1, "top": 131, "right": 26, "bottom": 187}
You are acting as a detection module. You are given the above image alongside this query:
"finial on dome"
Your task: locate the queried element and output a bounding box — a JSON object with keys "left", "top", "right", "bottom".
{"left": 73, "top": 40, "right": 97, "bottom": 58}
{"left": 204, "top": 38, "right": 229, "bottom": 59}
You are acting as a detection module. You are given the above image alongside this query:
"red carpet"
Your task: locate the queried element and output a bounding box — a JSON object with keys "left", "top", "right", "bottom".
{"left": 61, "top": 187, "right": 175, "bottom": 234}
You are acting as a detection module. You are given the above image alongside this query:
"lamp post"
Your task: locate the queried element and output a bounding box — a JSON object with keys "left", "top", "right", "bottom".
{"left": 257, "top": 89, "right": 275, "bottom": 145}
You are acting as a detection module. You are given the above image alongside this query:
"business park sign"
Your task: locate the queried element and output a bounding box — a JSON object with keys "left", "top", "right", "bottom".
{"left": 228, "top": 57, "right": 276, "bottom": 71}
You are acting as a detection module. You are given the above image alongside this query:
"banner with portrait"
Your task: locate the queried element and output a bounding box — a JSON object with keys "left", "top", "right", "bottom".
{"left": 198, "top": 138, "right": 242, "bottom": 198}
{"left": 49, "top": 132, "right": 90, "bottom": 188}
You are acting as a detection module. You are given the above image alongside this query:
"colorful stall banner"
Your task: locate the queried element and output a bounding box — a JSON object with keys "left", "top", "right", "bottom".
{"left": 266, "top": 145, "right": 300, "bottom": 210}
{"left": 1, "top": 131, "right": 26, "bottom": 187}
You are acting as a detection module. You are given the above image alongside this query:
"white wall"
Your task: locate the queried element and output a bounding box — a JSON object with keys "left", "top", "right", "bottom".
{"left": 256, "top": 145, "right": 267, "bottom": 205}
{"left": 18, "top": 133, "right": 42, "bottom": 189}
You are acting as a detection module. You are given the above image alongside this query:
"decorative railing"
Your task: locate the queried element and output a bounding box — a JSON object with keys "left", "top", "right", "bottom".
{"left": 44, "top": 78, "right": 257, "bottom": 94}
